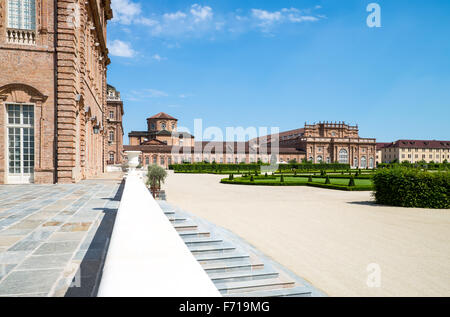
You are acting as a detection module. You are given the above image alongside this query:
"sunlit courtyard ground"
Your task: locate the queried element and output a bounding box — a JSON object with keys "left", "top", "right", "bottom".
{"left": 165, "top": 171, "right": 450, "bottom": 297}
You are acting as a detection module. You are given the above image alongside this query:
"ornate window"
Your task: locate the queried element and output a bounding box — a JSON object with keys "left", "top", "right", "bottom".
{"left": 109, "top": 131, "right": 115, "bottom": 142}
{"left": 109, "top": 152, "right": 115, "bottom": 163}
{"left": 339, "top": 149, "right": 349, "bottom": 164}
{"left": 109, "top": 111, "right": 114, "bottom": 119}
{"left": 361, "top": 156, "right": 367, "bottom": 168}
{"left": 317, "top": 156, "right": 323, "bottom": 163}
{"left": 369, "top": 157, "right": 374, "bottom": 169}
{"left": 7, "top": 0, "right": 36, "bottom": 30}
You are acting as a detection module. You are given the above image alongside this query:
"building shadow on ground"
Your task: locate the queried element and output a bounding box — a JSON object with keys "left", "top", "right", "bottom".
{"left": 64, "top": 180, "right": 124, "bottom": 297}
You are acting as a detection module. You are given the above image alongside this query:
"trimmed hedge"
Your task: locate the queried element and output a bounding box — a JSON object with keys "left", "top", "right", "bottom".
{"left": 373, "top": 168, "right": 449, "bottom": 209}
{"left": 170, "top": 162, "right": 351, "bottom": 172}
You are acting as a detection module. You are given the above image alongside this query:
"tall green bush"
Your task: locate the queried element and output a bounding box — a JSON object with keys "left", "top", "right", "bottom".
{"left": 372, "top": 167, "right": 449, "bottom": 209}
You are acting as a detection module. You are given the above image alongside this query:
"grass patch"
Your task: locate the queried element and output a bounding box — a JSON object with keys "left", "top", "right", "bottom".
{"left": 221, "top": 176, "right": 374, "bottom": 191}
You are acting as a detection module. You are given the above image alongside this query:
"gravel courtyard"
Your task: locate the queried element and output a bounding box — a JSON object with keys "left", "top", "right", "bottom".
{"left": 165, "top": 172, "right": 450, "bottom": 297}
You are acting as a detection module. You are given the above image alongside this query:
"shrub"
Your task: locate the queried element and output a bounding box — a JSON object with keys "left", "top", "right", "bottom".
{"left": 280, "top": 174, "right": 285, "bottom": 183}
{"left": 372, "top": 168, "right": 449, "bottom": 209}
{"left": 325, "top": 176, "right": 331, "bottom": 184}
{"left": 265, "top": 173, "right": 268, "bottom": 178}
{"left": 308, "top": 175, "right": 313, "bottom": 182}
{"left": 348, "top": 176, "right": 355, "bottom": 187}
{"left": 250, "top": 175, "right": 254, "bottom": 182}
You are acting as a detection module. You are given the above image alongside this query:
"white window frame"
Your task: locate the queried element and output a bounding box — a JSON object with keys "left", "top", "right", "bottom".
{"left": 7, "top": 0, "right": 36, "bottom": 30}
{"left": 5, "top": 103, "right": 35, "bottom": 184}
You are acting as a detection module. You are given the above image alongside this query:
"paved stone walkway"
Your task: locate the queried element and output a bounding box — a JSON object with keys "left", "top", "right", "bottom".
{"left": 0, "top": 179, "right": 123, "bottom": 297}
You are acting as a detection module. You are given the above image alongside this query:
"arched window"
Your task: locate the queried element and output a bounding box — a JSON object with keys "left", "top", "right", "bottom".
{"left": 339, "top": 149, "right": 349, "bottom": 164}
{"left": 161, "top": 123, "right": 167, "bottom": 130}
{"left": 317, "top": 156, "right": 323, "bottom": 163}
{"left": 8, "top": 0, "right": 36, "bottom": 30}
{"left": 361, "top": 156, "right": 367, "bottom": 168}
{"left": 326, "top": 157, "right": 331, "bottom": 164}
{"left": 369, "top": 157, "right": 374, "bottom": 169}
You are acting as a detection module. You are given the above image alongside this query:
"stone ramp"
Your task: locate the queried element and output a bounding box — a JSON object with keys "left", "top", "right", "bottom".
{"left": 159, "top": 201, "right": 325, "bottom": 297}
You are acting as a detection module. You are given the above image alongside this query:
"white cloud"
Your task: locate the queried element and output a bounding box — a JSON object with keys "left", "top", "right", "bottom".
{"left": 112, "top": 2, "right": 323, "bottom": 38}
{"left": 152, "top": 54, "right": 167, "bottom": 62}
{"left": 108, "top": 40, "right": 135, "bottom": 57}
{"left": 124, "top": 88, "right": 169, "bottom": 101}
{"left": 164, "top": 11, "right": 187, "bottom": 21}
{"left": 111, "top": 0, "right": 142, "bottom": 25}
{"left": 251, "top": 8, "right": 320, "bottom": 30}
{"left": 190, "top": 4, "right": 213, "bottom": 23}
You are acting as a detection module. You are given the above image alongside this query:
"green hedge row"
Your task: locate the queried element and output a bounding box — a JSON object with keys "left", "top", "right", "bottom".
{"left": 170, "top": 162, "right": 351, "bottom": 172}
{"left": 372, "top": 168, "right": 449, "bottom": 209}
{"left": 378, "top": 161, "right": 449, "bottom": 170}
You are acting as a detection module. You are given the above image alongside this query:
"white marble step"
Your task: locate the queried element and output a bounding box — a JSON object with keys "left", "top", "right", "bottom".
{"left": 188, "top": 242, "right": 235, "bottom": 254}
{"left": 209, "top": 268, "right": 279, "bottom": 283}
{"left": 184, "top": 238, "right": 223, "bottom": 245}
{"left": 223, "top": 286, "right": 312, "bottom": 297}
{"left": 179, "top": 230, "right": 210, "bottom": 238}
{"left": 202, "top": 262, "right": 265, "bottom": 274}
{"left": 215, "top": 277, "right": 296, "bottom": 295}
{"left": 173, "top": 221, "right": 198, "bottom": 232}
{"left": 195, "top": 252, "right": 250, "bottom": 264}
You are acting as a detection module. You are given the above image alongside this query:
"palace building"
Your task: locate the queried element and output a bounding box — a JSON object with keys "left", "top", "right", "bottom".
{"left": 377, "top": 140, "right": 450, "bottom": 164}
{"left": 124, "top": 113, "right": 377, "bottom": 169}
{"left": 106, "top": 85, "right": 124, "bottom": 166}
{"left": 0, "top": 0, "right": 113, "bottom": 184}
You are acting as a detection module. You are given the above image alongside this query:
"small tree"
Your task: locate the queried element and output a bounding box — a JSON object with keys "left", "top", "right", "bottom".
{"left": 147, "top": 165, "right": 168, "bottom": 197}
{"left": 250, "top": 175, "right": 254, "bottom": 182}
{"left": 280, "top": 174, "right": 285, "bottom": 183}
{"left": 348, "top": 176, "right": 355, "bottom": 187}
{"left": 325, "top": 176, "right": 331, "bottom": 184}
{"left": 229, "top": 174, "right": 234, "bottom": 180}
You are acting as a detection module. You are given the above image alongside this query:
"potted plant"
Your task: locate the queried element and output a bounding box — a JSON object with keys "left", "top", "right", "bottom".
{"left": 146, "top": 165, "right": 168, "bottom": 198}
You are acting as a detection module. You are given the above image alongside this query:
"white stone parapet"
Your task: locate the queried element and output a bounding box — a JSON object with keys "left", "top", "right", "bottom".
{"left": 97, "top": 171, "right": 221, "bottom": 297}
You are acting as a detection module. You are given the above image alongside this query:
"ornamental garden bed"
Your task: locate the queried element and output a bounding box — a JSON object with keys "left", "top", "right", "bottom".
{"left": 221, "top": 176, "right": 374, "bottom": 191}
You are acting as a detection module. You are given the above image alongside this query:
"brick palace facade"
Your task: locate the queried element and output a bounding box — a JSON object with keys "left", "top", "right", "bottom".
{"left": 106, "top": 84, "right": 124, "bottom": 165}
{"left": 125, "top": 114, "right": 377, "bottom": 169}
{"left": 0, "top": 0, "right": 113, "bottom": 184}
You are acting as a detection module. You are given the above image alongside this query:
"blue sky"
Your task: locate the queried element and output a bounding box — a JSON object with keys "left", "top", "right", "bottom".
{"left": 107, "top": 0, "right": 450, "bottom": 143}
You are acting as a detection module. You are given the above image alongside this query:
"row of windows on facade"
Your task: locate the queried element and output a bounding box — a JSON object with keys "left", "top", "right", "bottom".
{"left": 309, "top": 147, "right": 372, "bottom": 154}
{"left": 386, "top": 148, "right": 449, "bottom": 152}
{"left": 7, "top": 0, "right": 36, "bottom": 30}
{"left": 385, "top": 154, "right": 450, "bottom": 160}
